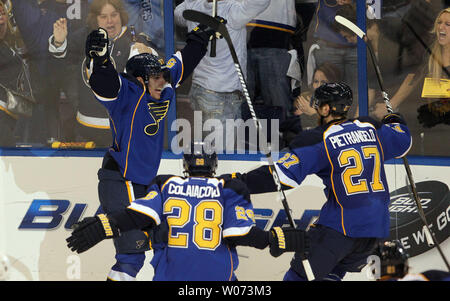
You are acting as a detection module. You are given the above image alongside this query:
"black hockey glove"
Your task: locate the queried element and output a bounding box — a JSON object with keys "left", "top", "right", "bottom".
{"left": 85, "top": 28, "right": 110, "bottom": 68}
{"left": 66, "top": 214, "right": 120, "bottom": 254}
{"left": 186, "top": 16, "right": 226, "bottom": 45}
{"left": 382, "top": 112, "right": 406, "bottom": 125}
{"left": 268, "top": 227, "right": 309, "bottom": 258}
{"left": 417, "top": 100, "right": 450, "bottom": 128}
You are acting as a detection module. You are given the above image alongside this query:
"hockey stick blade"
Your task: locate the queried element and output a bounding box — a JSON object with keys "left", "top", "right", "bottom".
{"left": 334, "top": 15, "right": 366, "bottom": 39}
{"left": 183, "top": 10, "right": 229, "bottom": 39}
{"left": 335, "top": 15, "right": 391, "bottom": 112}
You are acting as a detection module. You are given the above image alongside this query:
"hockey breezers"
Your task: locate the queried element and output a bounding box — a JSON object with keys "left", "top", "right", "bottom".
{"left": 183, "top": 10, "right": 315, "bottom": 280}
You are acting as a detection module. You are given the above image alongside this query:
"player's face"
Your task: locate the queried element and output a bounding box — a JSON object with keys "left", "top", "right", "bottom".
{"left": 147, "top": 74, "right": 167, "bottom": 100}
{"left": 97, "top": 4, "right": 122, "bottom": 39}
{"left": 436, "top": 12, "right": 450, "bottom": 47}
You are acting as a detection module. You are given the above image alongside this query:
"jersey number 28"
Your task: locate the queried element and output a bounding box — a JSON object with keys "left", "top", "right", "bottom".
{"left": 164, "top": 198, "right": 223, "bottom": 250}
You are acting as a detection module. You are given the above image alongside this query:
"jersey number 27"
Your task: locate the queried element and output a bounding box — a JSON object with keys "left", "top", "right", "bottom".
{"left": 338, "top": 146, "right": 385, "bottom": 195}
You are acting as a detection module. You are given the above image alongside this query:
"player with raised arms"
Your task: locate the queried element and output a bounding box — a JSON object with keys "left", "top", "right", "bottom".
{"left": 84, "top": 16, "right": 226, "bottom": 281}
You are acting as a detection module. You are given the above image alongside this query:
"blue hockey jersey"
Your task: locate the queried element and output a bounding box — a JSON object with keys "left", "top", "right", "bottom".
{"left": 275, "top": 117, "right": 412, "bottom": 238}
{"left": 92, "top": 53, "right": 183, "bottom": 185}
{"left": 127, "top": 175, "right": 256, "bottom": 281}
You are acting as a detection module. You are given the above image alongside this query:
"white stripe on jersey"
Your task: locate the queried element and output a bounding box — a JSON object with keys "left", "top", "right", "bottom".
{"left": 274, "top": 162, "right": 299, "bottom": 188}
{"left": 223, "top": 225, "right": 253, "bottom": 238}
{"left": 128, "top": 202, "right": 161, "bottom": 225}
{"left": 107, "top": 269, "right": 136, "bottom": 281}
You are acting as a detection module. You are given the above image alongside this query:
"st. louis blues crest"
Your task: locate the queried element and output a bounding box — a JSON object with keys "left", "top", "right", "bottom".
{"left": 145, "top": 100, "right": 170, "bottom": 136}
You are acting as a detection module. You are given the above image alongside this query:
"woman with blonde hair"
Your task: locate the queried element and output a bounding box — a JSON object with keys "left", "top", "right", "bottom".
{"left": 372, "top": 6, "right": 450, "bottom": 128}
{"left": 427, "top": 7, "right": 450, "bottom": 80}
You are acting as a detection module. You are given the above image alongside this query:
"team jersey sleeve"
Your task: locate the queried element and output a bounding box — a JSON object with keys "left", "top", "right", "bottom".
{"left": 165, "top": 52, "right": 184, "bottom": 88}
{"left": 221, "top": 179, "right": 256, "bottom": 239}
{"left": 107, "top": 183, "right": 163, "bottom": 232}
{"left": 126, "top": 184, "right": 164, "bottom": 227}
{"left": 125, "top": 175, "right": 175, "bottom": 229}
{"left": 88, "top": 59, "right": 121, "bottom": 100}
{"left": 275, "top": 142, "right": 328, "bottom": 188}
{"left": 220, "top": 179, "right": 270, "bottom": 249}
{"left": 376, "top": 122, "right": 412, "bottom": 160}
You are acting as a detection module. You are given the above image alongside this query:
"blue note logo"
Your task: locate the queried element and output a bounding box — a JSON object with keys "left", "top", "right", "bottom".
{"left": 145, "top": 100, "right": 170, "bottom": 136}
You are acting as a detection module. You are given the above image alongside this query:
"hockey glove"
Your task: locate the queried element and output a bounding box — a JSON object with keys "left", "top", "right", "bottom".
{"left": 268, "top": 227, "right": 309, "bottom": 258}
{"left": 382, "top": 112, "right": 406, "bottom": 125}
{"left": 66, "top": 214, "right": 120, "bottom": 254}
{"left": 85, "top": 28, "right": 110, "bottom": 68}
{"left": 186, "top": 16, "right": 226, "bottom": 45}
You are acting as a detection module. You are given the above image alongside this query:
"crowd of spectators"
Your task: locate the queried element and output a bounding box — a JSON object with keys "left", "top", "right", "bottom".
{"left": 0, "top": 0, "right": 448, "bottom": 156}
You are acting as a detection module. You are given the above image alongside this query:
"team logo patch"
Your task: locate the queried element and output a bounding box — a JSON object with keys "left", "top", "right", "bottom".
{"left": 145, "top": 100, "right": 170, "bottom": 136}
{"left": 136, "top": 240, "right": 146, "bottom": 249}
{"left": 391, "top": 124, "right": 405, "bottom": 133}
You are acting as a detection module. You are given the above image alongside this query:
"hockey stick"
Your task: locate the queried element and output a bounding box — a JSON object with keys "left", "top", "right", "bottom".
{"left": 183, "top": 10, "right": 315, "bottom": 280}
{"left": 335, "top": 15, "right": 450, "bottom": 271}
{"left": 210, "top": 0, "right": 217, "bottom": 57}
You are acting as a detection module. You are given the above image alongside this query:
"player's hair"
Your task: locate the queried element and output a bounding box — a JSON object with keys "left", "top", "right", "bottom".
{"left": 428, "top": 7, "right": 450, "bottom": 79}
{"left": 87, "top": 0, "right": 129, "bottom": 30}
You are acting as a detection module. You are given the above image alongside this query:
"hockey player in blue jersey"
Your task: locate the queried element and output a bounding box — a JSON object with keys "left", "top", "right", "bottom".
{"left": 66, "top": 142, "right": 309, "bottom": 281}
{"left": 232, "top": 82, "right": 413, "bottom": 281}
{"left": 84, "top": 20, "right": 225, "bottom": 281}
